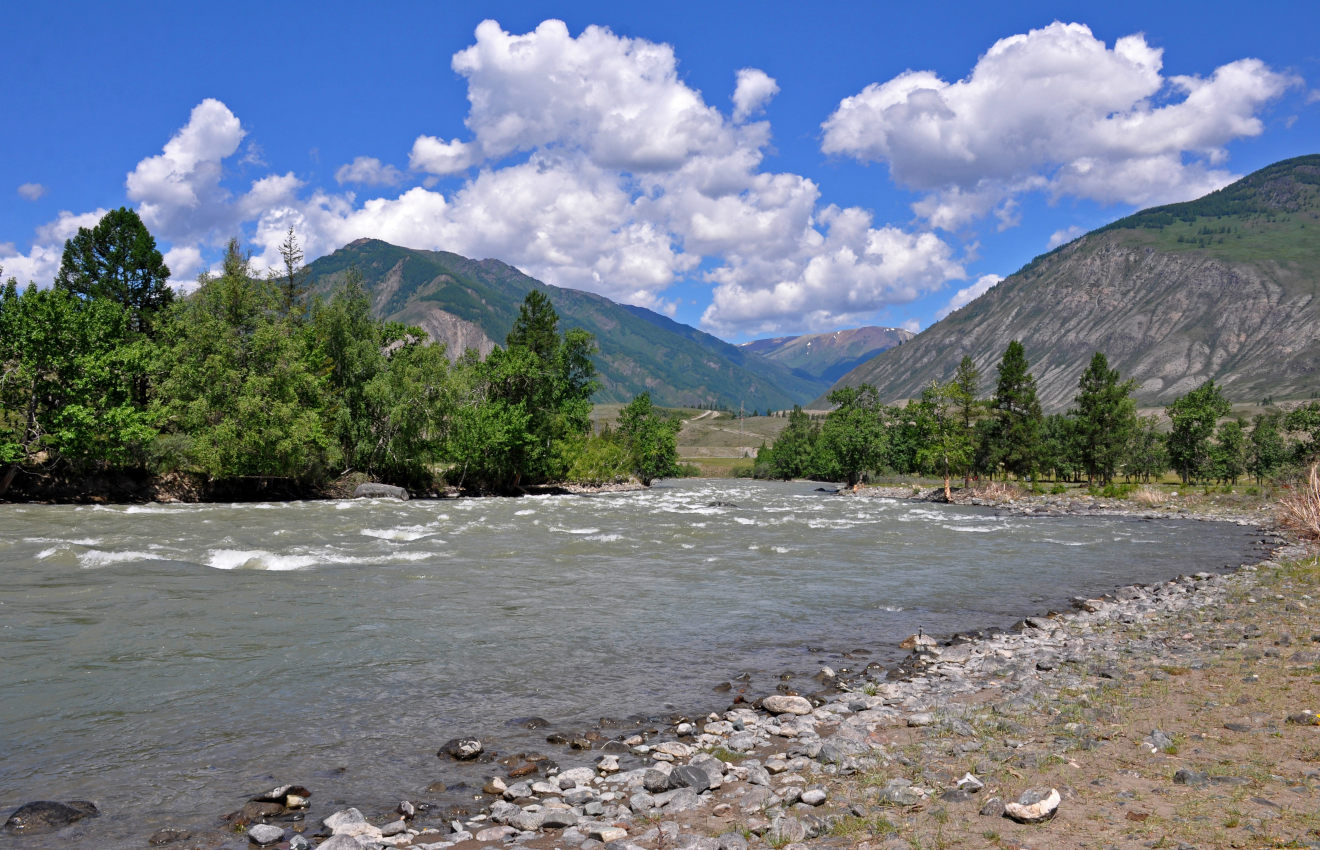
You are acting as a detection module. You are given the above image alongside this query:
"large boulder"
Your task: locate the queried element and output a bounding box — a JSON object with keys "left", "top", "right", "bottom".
{"left": 353, "top": 483, "right": 409, "bottom": 500}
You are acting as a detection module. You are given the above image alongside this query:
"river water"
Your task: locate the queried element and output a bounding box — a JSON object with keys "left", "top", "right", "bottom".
{"left": 0, "top": 480, "right": 1264, "bottom": 846}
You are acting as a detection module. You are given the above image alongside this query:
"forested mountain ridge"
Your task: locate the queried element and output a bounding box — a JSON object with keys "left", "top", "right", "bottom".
{"left": 739, "top": 326, "right": 914, "bottom": 384}
{"left": 819, "top": 154, "right": 1320, "bottom": 410}
{"left": 306, "top": 240, "right": 830, "bottom": 410}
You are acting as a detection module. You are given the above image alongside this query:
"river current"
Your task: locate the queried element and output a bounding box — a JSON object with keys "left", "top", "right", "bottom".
{"left": 0, "top": 480, "right": 1264, "bottom": 846}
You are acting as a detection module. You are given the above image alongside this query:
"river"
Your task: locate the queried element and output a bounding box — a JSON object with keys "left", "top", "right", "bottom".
{"left": 0, "top": 480, "right": 1264, "bottom": 846}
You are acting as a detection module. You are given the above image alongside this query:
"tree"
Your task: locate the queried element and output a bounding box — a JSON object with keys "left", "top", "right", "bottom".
{"left": 914, "top": 380, "right": 974, "bottom": 500}
{"left": 276, "top": 226, "right": 310, "bottom": 321}
{"left": 617, "top": 392, "right": 681, "bottom": 485}
{"left": 1126, "top": 415, "right": 1168, "bottom": 483}
{"left": 763, "top": 405, "right": 817, "bottom": 480}
{"left": 1210, "top": 418, "right": 1247, "bottom": 485}
{"left": 819, "top": 384, "right": 887, "bottom": 488}
{"left": 952, "top": 355, "right": 982, "bottom": 487}
{"left": 1248, "top": 412, "right": 1288, "bottom": 484}
{"left": 506, "top": 289, "right": 561, "bottom": 360}
{"left": 1, "top": 277, "right": 155, "bottom": 494}
{"left": 986, "top": 341, "right": 1043, "bottom": 480}
{"left": 1165, "top": 380, "right": 1230, "bottom": 484}
{"left": 1071, "top": 352, "right": 1137, "bottom": 485}
{"left": 54, "top": 207, "right": 172, "bottom": 334}
{"left": 152, "top": 240, "right": 336, "bottom": 481}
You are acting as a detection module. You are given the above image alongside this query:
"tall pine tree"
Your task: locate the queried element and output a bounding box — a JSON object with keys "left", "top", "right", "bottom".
{"left": 987, "top": 340, "right": 1043, "bottom": 481}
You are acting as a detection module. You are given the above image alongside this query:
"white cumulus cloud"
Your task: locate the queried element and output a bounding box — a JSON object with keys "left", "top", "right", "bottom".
{"left": 823, "top": 22, "right": 1299, "bottom": 228}
{"left": 17, "top": 182, "right": 47, "bottom": 201}
{"left": 936, "top": 273, "right": 1002, "bottom": 320}
{"left": 732, "top": 68, "right": 779, "bottom": 123}
{"left": 335, "top": 156, "right": 405, "bottom": 186}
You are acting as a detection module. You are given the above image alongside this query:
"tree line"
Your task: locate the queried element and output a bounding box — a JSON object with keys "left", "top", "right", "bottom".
{"left": 0, "top": 209, "right": 680, "bottom": 497}
{"left": 757, "top": 341, "right": 1320, "bottom": 495}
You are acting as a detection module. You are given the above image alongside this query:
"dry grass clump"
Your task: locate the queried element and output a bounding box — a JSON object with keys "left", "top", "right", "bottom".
{"left": 969, "top": 480, "right": 1024, "bottom": 502}
{"left": 1276, "top": 464, "right": 1320, "bottom": 539}
{"left": 1129, "top": 485, "right": 1168, "bottom": 507}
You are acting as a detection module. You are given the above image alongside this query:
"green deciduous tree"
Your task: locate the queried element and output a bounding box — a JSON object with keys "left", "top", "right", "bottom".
{"left": 0, "top": 278, "right": 155, "bottom": 493}
{"left": 819, "top": 384, "right": 887, "bottom": 488}
{"left": 616, "top": 392, "right": 681, "bottom": 485}
{"left": 1210, "top": 418, "right": 1247, "bottom": 485}
{"left": 914, "top": 379, "right": 974, "bottom": 500}
{"left": 1165, "top": 380, "right": 1231, "bottom": 484}
{"left": 1248, "top": 412, "right": 1288, "bottom": 484}
{"left": 1126, "top": 415, "right": 1168, "bottom": 483}
{"left": 1071, "top": 352, "right": 1137, "bottom": 485}
{"left": 762, "top": 405, "right": 818, "bottom": 480}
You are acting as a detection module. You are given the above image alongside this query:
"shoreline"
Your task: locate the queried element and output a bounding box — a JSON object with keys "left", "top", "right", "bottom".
{"left": 5, "top": 494, "right": 1305, "bottom": 849}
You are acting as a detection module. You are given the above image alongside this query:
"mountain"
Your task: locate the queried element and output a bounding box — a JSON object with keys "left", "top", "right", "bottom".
{"left": 739, "top": 326, "right": 914, "bottom": 385}
{"left": 306, "top": 240, "right": 831, "bottom": 409}
{"left": 818, "top": 154, "right": 1320, "bottom": 410}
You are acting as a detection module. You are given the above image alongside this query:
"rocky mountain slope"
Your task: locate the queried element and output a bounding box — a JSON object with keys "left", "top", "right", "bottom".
{"left": 306, "top": 240, "right": 831, "bottom": 409}
{"left": 739, "top": 326, "right": 914, "bottom": 384}
{"left": 821, "top": 154, "right": 1320, "bottom": 410}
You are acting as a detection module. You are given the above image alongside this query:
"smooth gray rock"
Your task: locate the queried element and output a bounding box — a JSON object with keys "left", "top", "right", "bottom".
{"left": 668, "top": 764, "right": 711, "bottom": 793}
{"left": 769, "top": 816, "right": 807, "bottom": 844}
{"left": 354, "top": 483, "right": 409, "bottom": 500}
{"left": 247, "top": 824, "right": 284, "bottom": 846}
{"left": 643, "top": 768, "right": 671, "bottom": 793}
{"left": 801, "top": 789, "right": 827, "bottom": 806}
{"left": 543, "top": 809, "right": 580, "bottom": 829}
{"left": 438, "top": 737, "right": 484, "bottom": 760}
{"left": 717, "top": 831, "right": 750, "bottom": 850}
{"left": 3, "top": 801, "right": 99, "bottom": 835}
{"left": 762, "top": 695, "right": 813, "bottom": 715}
{"left": 662, "top": 788, "right": 702, "bottom": 813}
{"left": 317, "top": 837, "right": 366, "bottom": 850}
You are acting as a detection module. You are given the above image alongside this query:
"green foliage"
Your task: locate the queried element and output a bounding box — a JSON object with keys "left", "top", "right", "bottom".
{"left": 914, "top": 379, "right": 974, "bottom": 499}
{"left": 1209, "top": 418, "right": 1247, "bottom": 484}
{"left": 819, "top": 385, "right": 888, "bottom": 487}
{"left": 616, "top": 392, "right": 682, "bottom": 485}
{"left": 0, "top": 279, "right": 155, "bottom": 488}
{"left": 1126, "top": 415, "right": 1168, "bottom": 483}
{"left": 152, "top": 243, "right": 337, "bottom": 481}
{"left": 986, "top": 340, "right": 1044, "bottom": 480}
{"left": 1071, "top": 352, "right": 1138, "bottom": 485}
{"left": 759, "top": 405, "right": 818, "bottom": 480}
{"left": 54, "top": 207, "right": 173, "bottom": 335}
{"left": 1248, "top": 412, "right": 1288, "bottom": 484}
{"left": 1165, "top": 379, "right": 1231, "bottom": 483}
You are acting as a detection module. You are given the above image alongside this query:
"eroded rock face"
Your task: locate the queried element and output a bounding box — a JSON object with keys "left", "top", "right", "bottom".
{"left": 3, "top": 800, "right": 99, "bottom": 835}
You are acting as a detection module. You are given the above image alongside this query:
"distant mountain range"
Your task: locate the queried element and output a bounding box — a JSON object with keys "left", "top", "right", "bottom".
{"left": 740, "top": 327, "right": 913, "bottom": 385}
{"left": 306, "top": 240, "right": 835, "bottom": 410}
{"left": 819, "top": 154, "right": 1320, "bottom": 410}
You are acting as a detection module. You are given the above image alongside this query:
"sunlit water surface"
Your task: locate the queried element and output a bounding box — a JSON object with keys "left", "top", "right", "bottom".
{"left": 0, "top": 480, "right": 1264, "bottom": 846}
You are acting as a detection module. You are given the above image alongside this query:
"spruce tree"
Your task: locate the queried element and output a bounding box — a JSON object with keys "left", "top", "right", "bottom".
{"left": 987, "top": 340, "right": 1043, "bottom": 481}
{"left": 1071, "top": 352, "right": 1137, "bottom": 485}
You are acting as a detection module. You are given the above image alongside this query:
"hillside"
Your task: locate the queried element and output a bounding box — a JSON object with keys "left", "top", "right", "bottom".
{"left": 306, "top": 240, "right": 830, "bottom": 410}
{"left": 820, "top": 154, "right": 1320, "bottom": 410}
{"left": 739, "top": 326, "right": 913, "bottom": 384}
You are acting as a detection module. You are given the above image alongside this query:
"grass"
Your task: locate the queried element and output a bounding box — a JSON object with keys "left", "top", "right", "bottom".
{"left": 1276, "top": 464, "right": 1320, "bottom": 539}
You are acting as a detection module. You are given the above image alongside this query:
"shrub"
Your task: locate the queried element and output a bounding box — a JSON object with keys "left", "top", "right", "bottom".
{"left": 1277, "top": 465, "right": 1320, "bottom": 540}
{"left": 1130, "top": 485, "right": 1168, "bottom": 507}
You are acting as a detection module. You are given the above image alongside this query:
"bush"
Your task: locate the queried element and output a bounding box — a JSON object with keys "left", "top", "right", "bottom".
{"left": 1277, "top": 465, "right": 1320, "bottom": 540}
{"left": 1049, "top": 482, "right": 1067, "bottom": 495}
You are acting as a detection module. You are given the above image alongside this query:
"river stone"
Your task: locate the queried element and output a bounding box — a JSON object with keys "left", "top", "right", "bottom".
{"left": 763, "top": 695, "right": 813, "bottom": 715}
{"left": 1004, "top": 787, "right": 1061, "bottom": 823}
{"left": 663, "top": 788, "right": 702, "bottom": 812}
{"left": 1174, "top": 769, "right": 1209, "bottom": 786}
{"left": 247, "top": 823, "right": 284, "bottom": 846}
{"left": 727, "top": 731, "right": 758, "bottom": 751}
{"left": 543, "top": 809, "right": 579, "bottom": 829}
{"left": 669, "top": 764, "right": 712, "bottom": 793}
{"left": 148, "top": 828, "right": 191, "bottom": 845}
{"left": 801, "top": 789, "right": 827, "bottom": 806}
{"left": 769, "top": 816, "right": 807, "bottom": 844}
{"left": 439, "top": 737, "right": 484, "bottom": 760}
{"left": 559, "top": 766, "right": 597, "bottom": 786}
{"left": 717, "top": 831, "right": 749, "bottom": 850}
{"left": 746, "top": 765, "right": 771, "bottom": 786}
{"left": 476, "top": 824, "right": 516, "bottom": 842}
{"left": 323, "top": 807, "right": 380, "bottom": 839}
{"left": 4, "top": 801, "right": 100, "bottom": 835}
{"left": 353, "top": 482, "right": 409, "bottom": 500}
{"left": 643, "top": 768, "right": 672, "bottom": 792}
{"left": 511, "top": 811, "right": 545, "bottom": 832}
{"left": 317, "top": 836, "right": 366, "bottom": 850}
{"left": 589, "top": 825, "right": 628, "bottom": 842}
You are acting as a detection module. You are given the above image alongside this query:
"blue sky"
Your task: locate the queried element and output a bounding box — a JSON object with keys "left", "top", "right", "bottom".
{"left": 3, "top": 1, "right": 1317, "bottom": 342}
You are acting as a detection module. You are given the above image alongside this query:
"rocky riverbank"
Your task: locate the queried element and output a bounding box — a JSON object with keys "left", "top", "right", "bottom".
{"left": 4, "top": 495, "right": 1311, "bottom": 849}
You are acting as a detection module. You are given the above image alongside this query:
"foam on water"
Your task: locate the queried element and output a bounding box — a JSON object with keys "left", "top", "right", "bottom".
{"left": 360, "top": 526, "right": 433, "bottom": 542}
{"left": 205, "top": 549, "right": 320, "bottom": 571}
{"left": 79, "top": 549, "right": 162, "bottom": 568}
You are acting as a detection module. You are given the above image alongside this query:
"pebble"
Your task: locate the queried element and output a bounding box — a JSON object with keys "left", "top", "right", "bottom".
{"left": 247, "top": 824, "right": 284, "bottom": 846}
